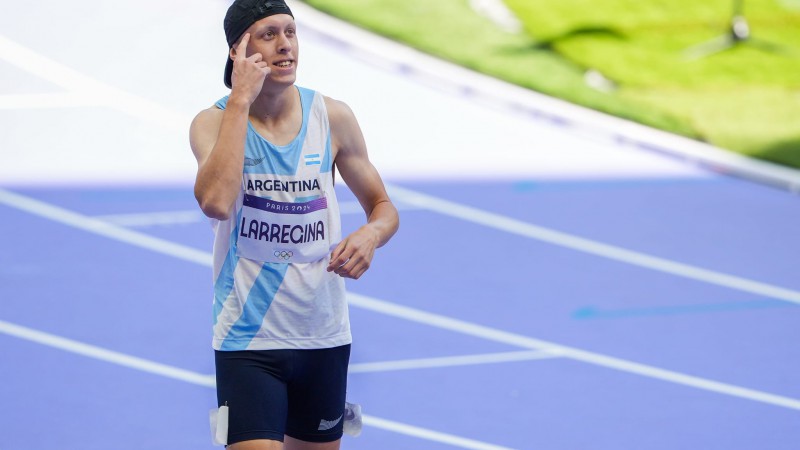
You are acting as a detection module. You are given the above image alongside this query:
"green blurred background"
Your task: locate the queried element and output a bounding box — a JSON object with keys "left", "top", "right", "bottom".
{"left": 301, "top": 0, "right": 800, "bottom": 169}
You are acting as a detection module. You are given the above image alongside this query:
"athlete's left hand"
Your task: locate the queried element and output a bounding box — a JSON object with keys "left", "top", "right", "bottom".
{"left": 327, "top": 226, "right": 380, "bottom": 279}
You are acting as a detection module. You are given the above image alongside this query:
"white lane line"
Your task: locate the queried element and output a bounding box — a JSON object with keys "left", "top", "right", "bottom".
{"left": 348, "top": 293, "right": 800, "bottom": 411}
{"left": 0, "top": 189, "right": 211, "bottom": 267}
{"left": 95, "top": 210, "right": 207, "bottom": 227}
{"left": 0, "top": 319, "right": 515, "bottom": 450}
{"left": 362, "top": 416, "right": 515, "bottom": 450}
{"left": 349, "top": 349, "right": 562, "bottom": 374}
{"left": 2, "top": 188, "right": 798, "bottom": 411}
{"left": 0, "top": 319, "right": 215, "bottom": 387}
{"left": 387, "top": 184, "right": 800, "bottom": 305}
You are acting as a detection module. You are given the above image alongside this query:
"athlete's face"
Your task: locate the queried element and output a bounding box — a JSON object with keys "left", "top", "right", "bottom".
{"left": 232, "top": 14, "right": 298, "bottom": 86}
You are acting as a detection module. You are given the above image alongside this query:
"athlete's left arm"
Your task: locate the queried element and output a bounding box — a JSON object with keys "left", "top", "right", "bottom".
{"left": 325, "top": 97, "right": 399, "bottom": 279}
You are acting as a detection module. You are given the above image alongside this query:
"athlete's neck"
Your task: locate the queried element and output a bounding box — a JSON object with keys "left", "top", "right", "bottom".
{"left": 249, "top": 85, "right": 299, "bottom": 126}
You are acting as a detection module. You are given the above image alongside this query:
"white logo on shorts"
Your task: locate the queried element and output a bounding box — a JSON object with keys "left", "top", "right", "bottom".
{"left": 318, "top": 414, "right": 343, "bottom": 431}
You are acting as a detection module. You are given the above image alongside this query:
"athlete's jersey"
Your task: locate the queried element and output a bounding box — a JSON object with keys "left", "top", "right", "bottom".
{"left": 209, "top": 87, "right": 351, "bottom": 351}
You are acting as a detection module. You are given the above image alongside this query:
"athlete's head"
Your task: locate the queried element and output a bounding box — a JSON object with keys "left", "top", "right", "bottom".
{"left": 223, "top": 0, "right": 295, "bottom": 88}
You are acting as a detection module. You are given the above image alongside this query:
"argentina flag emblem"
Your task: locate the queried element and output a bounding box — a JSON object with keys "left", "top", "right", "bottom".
{"left": 304, "top": 153, "right": 321, "bottom": 166}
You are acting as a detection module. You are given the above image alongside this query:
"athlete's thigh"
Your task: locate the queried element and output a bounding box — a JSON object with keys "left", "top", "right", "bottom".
{"left": 228, "top": 439, "right": 284, "bottom": 450}
{"left": 284, "top": 435, "right": 341, "bottom": 450}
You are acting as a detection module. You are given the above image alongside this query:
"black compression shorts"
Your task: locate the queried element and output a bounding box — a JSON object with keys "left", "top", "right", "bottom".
{"left": 214, "top": 344, "right": 351, "bottom": 445}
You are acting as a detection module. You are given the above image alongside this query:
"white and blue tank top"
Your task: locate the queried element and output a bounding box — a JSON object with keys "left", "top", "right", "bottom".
{"left": 209, "top": 86, "right": 351, "bottom": 351}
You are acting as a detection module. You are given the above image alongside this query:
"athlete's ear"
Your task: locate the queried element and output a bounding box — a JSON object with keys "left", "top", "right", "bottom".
{"left": 229, "top": 47, "right": 237, "bottom": 61}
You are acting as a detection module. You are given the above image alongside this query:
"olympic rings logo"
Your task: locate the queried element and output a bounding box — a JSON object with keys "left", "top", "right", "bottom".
{"left": 274, "top": 250, "right": 294, "bottom": 260}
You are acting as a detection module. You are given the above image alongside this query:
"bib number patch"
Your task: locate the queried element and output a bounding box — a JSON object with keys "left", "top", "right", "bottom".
{"left": 236, "top": 194, "right": 329, "bottom": 263}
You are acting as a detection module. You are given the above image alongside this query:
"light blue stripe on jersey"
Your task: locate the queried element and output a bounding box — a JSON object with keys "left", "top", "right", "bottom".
{"left": 219, "top": 263, "right": 290, "bottom": 350}
{"left": 212, "top": 225, "right": 240, "bottom": 326}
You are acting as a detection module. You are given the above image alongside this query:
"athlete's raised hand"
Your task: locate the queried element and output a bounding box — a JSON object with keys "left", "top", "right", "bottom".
{"left": 230, "top": 33, "right": 270, "bottom": 104}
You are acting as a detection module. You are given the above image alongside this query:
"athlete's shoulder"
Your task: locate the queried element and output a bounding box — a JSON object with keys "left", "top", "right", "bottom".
{"left": 322, "top": 95, "right": 357, "bottom": 128}
{"left": 322, "top": 94, "right": 348, "bottom": 112}
{"left": 191, "top": 105, "right": 224, "bottom": 134}
{"left": 189, "top": 105, "right": 225, "bottom": 159}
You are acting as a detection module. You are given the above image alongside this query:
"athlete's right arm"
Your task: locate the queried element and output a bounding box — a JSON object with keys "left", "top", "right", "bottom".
{"left": 190, "top": 33, "right": 269, "bottom": 220}
{"left": 190, "top": 104, "right": 248, "bottom": 220}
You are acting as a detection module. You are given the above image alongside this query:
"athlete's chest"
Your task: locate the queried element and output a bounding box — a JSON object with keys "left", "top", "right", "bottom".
{"left": 248, "top": 117, "right": 302, "bottom": 147}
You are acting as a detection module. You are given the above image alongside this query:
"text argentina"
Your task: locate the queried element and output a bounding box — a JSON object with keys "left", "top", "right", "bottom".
{"left": 240, "top": 217, "right": 325, "bottom": 244}
{"left": 246, "top": 178, "right": 320, "bottom": 193}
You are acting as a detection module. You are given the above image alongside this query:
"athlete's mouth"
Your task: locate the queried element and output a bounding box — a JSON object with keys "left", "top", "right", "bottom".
{"left": 274, "top": 60, "right": 294, "bottom": 68}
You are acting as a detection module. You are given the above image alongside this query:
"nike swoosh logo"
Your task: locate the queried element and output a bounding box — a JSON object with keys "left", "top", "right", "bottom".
{"left": 318, "top": 414, "right": 343, "bottom": 431}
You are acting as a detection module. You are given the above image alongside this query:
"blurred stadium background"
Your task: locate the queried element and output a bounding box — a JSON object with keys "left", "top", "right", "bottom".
{"left": 303, "top": 0, "right": 800, "bottom": 169}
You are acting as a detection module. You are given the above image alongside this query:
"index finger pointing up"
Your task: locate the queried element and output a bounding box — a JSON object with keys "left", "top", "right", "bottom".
{"left": 236, "top": 33, "right": 251, "bottom": 58}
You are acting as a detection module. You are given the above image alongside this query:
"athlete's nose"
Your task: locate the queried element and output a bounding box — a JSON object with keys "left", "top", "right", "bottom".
{"left": 277, "top": 32, "right": 293, "bottom": 53}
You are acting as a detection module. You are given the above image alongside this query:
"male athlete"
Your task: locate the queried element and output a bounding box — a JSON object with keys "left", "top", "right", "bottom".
{"left": 189, "top": 0, "right": 399, "bottom": 448}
